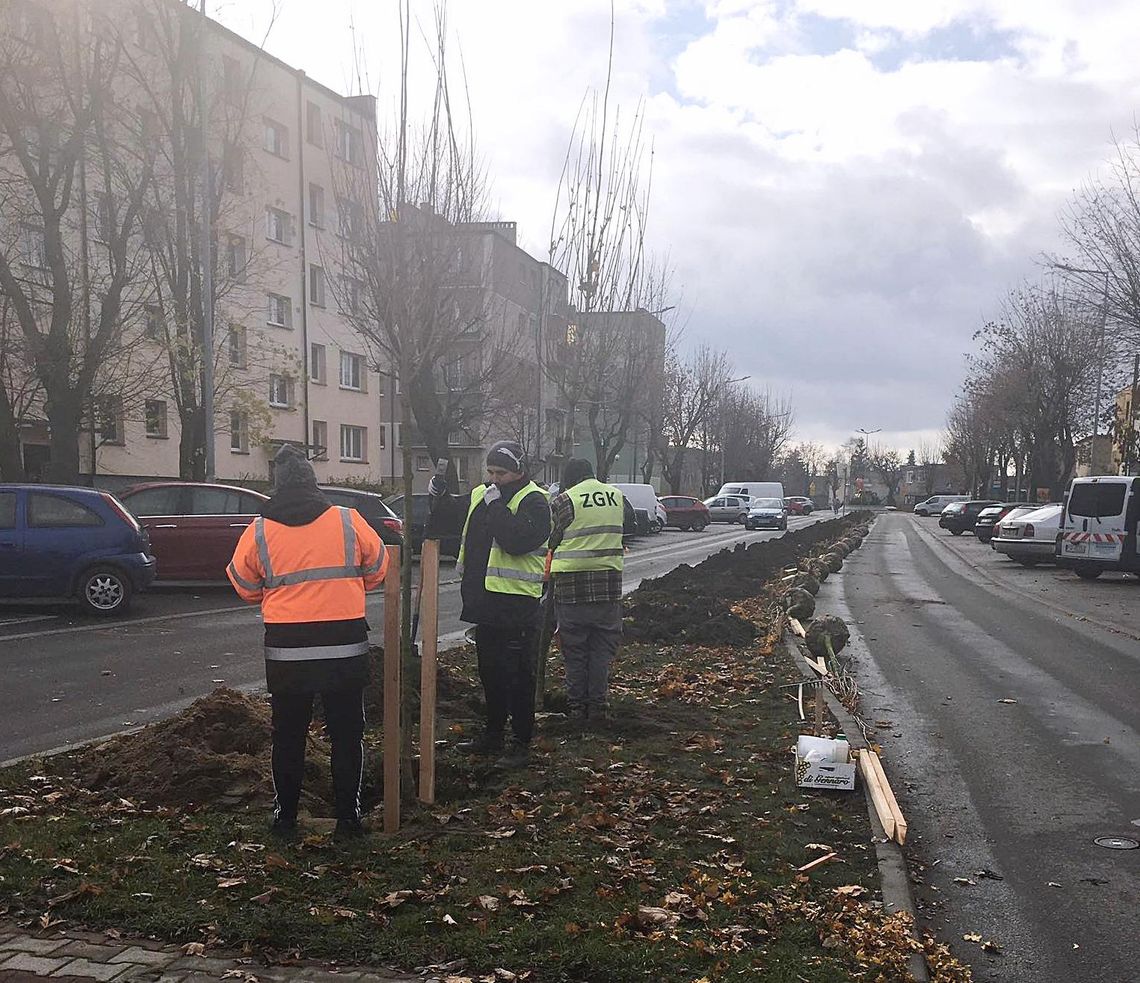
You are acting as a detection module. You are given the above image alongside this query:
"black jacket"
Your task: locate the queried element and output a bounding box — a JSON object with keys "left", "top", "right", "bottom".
{"left": 427, "top": 478, "right": 551, "bottom": 628}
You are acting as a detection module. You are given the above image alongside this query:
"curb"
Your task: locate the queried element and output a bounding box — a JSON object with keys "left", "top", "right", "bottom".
{"left": 782, "top": 637, "right": 929, "bottom": 983}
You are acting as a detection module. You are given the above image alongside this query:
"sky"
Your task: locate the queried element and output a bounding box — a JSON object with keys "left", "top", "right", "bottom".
{"left": 212, "top": 0, "right": 1140, "bottom": 453}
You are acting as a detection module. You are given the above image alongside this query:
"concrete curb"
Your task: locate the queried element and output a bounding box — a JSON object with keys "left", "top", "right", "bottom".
{"left": 783, "top": 634, "right": 929, "bottom": 983}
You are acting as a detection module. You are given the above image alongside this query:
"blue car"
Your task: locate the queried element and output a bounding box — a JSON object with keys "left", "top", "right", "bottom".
{"left": 0, "top": 484, "right": 157, "bottom": 615}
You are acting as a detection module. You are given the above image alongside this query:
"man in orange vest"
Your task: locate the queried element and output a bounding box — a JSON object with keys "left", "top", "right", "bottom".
{"left": 228, "top": 445, "right": 387, "bottom": 837}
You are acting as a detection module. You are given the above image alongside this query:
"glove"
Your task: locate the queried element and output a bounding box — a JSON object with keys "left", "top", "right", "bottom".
{"left": 483, "top": 483, "right": 502, "bottom": 506}
{"left": 428, "top": 458, "right": 449, "bottom": 497}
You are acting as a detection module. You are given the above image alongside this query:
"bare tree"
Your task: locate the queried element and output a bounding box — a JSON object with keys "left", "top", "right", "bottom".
{"left": 719, "top": 385, "right": 795, "bottom": 482}
{"left": 658, "top": 343, "right": 731, "bottom": 494}
{"left": 917, "top": 437, "right": 944, "bottom": 496}
{"left": 0, "top": 296, "right": 41, "bottom": 479}
{"left": 0, "top": 3, "right": 156, "bottom": 482}
{"left": 868, "top": 443, "right": 905, "bottom": 506}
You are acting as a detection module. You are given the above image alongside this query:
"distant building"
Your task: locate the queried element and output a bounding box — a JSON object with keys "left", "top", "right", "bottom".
{"left": 1074, "top": 434, "right": 1115, "bottom": 477}
{"left": 898, "top": 462, "right": 966, "bottom": 505}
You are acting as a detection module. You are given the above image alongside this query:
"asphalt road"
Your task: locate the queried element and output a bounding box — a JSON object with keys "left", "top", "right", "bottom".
{"left": 0, "top": 512, "right": 829, "bottom": 763}
{"left": 839, "top": 512, "right": 1139, "bottom": 983}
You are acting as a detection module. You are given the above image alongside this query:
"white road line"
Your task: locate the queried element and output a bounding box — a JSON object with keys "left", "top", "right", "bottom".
{"left": 0, "top": 614, "right": 57, "bottom": 627}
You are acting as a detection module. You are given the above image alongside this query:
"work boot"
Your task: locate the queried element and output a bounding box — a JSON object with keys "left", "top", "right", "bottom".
{"left": 269, "top": 814, "right": 298, "bottom": 840}
{"left": 493, "top": 742, "right": 531, "bottom": 770}
{"left": 566, "top": 702, "right": 588, "bottom": 731}
{"left": 334, "top": 817, "right": 368, "bottom": 839}
{"left": 457, "top": 731, "right": 504, "bottom": 755}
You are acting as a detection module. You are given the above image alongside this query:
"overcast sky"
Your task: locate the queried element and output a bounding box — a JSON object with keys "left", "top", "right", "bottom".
{"left": 212, "top": 0, "right": 1140, "bottom": 453}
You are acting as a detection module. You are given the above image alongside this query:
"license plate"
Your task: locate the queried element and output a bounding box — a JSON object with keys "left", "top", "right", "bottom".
{"left": 1064, "top": 541, "right": 1088, "bottom": 555}
{"left": 1093, "top": 542, "right": 1117, "bottom": 553}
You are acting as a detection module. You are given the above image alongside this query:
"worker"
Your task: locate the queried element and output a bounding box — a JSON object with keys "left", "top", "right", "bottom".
{"left": 426, "top": 441, "right": 551, "bottom": 768}
{"left": 548, "top": 459, "right": 624, "bottom": 727}
{"left": 227, "top": 445, "right": 386, "bottom": 837}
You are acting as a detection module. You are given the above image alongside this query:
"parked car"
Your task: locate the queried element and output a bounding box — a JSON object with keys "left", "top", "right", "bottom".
{"left": 659, "top": 495, "right": 710, "bottom": 531}
{"left": 991, "top": 504, "right": 1064, "bottom": 566}
{"left": 384, "top": 492, "right": 462, "bottom": 557}
{"left": 0, "top": 484, "right": 155, "bottom": 614}
{"left": 613, "top": 483, "right": 667, "bottom": 533}
{"left": 1056, "top": 475, "right": 1140, "bottom": 579}
{"left": 119, "top": 481, "right": 267, "bottom": 582}
{"left": 702, "top": 494, "right": 751, "bottom": 523}
{"left": 744, "top": 498, "right": 788, "bottom": 531}
{"left": 939, "top": 500, "right": 1000, "bottom": 535}
{"left": 319, "top": 486, "right": 404, "bottom": 548}
{"left": 783, "top": 496, "right": 814, "bottom": 515}
{"left": 974, "top": 503, "right": 1033, "bottom": 543}
{"left": 716, "top": 481, "right": 784, "bottom": 501}
{"left": 914, "top": 494, "right": 968, "bottom": 516}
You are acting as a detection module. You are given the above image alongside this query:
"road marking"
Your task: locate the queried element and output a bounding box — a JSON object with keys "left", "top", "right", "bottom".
{"left": 0, "top": 602, "right": 258, "bottom": 644}
{"left": 0, "top": 614, "right": 57, "bottom": 627}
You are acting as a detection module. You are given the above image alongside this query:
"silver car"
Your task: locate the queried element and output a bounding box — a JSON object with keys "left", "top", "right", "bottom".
{"left": 702, "top": 494, "right": 750, "bottom": 523}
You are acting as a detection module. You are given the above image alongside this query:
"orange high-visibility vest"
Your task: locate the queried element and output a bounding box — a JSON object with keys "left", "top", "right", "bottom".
{"left": 228, "top": 506, "right": 386, "bottom": 630}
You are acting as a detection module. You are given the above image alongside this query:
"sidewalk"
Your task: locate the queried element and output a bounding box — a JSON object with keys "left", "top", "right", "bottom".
{"left": 0, "top": 926, "right": 420, "bottom": 983}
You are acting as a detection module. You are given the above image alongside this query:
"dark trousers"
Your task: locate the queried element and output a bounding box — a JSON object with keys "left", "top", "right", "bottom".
{"left": 270, "top": 685, "right": 365, "bottom": 823}
{"left": 474, "top": 625, "right": 536, "bottom": 746}
{"left": 556, "top": 600, "right": 622, "bottom": 710}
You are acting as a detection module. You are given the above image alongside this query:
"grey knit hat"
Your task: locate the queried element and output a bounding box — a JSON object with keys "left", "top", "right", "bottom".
{"left": 561, "top": 458, "right": 594, "bottom": 489}
{"left": 486, "top": 439, "right": 526, "bottom": 474}
{"left": 273, "top": 444, "right": 317, "bottom": 491}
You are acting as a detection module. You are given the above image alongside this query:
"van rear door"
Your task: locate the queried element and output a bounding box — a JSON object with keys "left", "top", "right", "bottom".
{"left": 1061, "top": 479, "right": 1129, "bottom": 565}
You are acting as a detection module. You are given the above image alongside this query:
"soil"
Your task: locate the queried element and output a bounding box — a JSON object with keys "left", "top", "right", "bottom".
{"left": 623, "top": 514, "right": 871, "bottom": 645}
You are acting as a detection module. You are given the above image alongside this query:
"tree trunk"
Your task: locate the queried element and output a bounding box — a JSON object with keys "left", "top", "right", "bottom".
{"left": 0, "top": 382, "right": 25, "bottom": 481}
{"left": 399, "top": 388, "right": 418, "bottom": 800}
{"left": 43, "top": 392, "right": 84, "bottom": 484}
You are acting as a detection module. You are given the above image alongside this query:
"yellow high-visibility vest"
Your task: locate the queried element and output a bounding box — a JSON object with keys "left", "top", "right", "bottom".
{"left": 457, "top": 481, "right": 549, "bottom": 597}
{"left": 551, "top": 478, "right": 624, "bottom": 574}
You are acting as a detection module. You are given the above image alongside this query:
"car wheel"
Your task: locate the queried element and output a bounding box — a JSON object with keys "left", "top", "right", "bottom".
{"left": 1075, "top": 565, "right": 1102, "bottom": 581}
{"left": 651, "top": 518, "right": 664, "bottom": 533}
{"left": 950, "top": 529, "right": 964, "bottom": 536}
{"left": 780, "top": 520, "right": 787, "bottom": 531}
{"left": 695, "top": 520, "right": 707, "bottom": 532}
{"left": 1017, "top": 558, "right": 1039, "bottom": 567}
{"left": 77, "top": 565, "right": 132, "bottom": 616}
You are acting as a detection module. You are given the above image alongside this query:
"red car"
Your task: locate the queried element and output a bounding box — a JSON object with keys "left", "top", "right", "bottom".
{"left": 783, "top": 496, "right": 814, "bottom": 515}
{"left": 119, "top": 481, "right": 268, "bottom": 582}
{"left": 658, "top": 495, "right": 710, "bottom": 531}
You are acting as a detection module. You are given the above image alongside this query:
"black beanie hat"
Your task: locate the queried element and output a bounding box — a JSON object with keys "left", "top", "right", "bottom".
{"left": 561, "top": 458, "right": 594, "bottom": 489}
{"left": 486, "top": 439, "right": 526, "bottom": 474}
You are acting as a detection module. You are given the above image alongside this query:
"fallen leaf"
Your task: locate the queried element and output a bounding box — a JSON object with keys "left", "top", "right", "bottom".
{"left": 997, "top": 698, "right": 1017, "bottom": 705}
{"left": 442, "top": 913, "right": 458, "bottom": 926}
{"left": 475, "top": 895, "right": 499, "bottom": 912}
{"left": 216, "top": 877, "right": 247, "bottom": 889}
{"left": 181, "top": 942, "right": 207, "bottom": 956}
{"left": 833, "top": 884, "right": 866, "bottom": 898}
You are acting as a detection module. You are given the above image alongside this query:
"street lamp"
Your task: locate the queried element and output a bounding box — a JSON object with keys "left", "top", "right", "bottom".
{"left": 845, "top": 428, "right": 881, "bottom": 512}
{"left": 1054, "top": 264, "right": 1110, "bottom": 457}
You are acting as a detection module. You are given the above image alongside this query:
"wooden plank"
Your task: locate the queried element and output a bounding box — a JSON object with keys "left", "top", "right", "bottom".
{"left": 417, "top": 540, "right": 440, "bottom": 805}
{"left": 796, "top": 851, "right": 838, "bottom": 874}
{"left": 383, "top": 546, "right": 401, "bottom": 834}
{"left": 788, "top": 616, "right": 807, "bottom": 638}
{"left": 857, "top": 750, "right": 896, "bottom": 841}
{"left": 814, "top": 686, "right": 824, "bottom": 735}
{"left": 867, "top": 749, "right": 908, "bottom": 845}
{"left": 803, "top": 655, "right": 829, "bottom": 677}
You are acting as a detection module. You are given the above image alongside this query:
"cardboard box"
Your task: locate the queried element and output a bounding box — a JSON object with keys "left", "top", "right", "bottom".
{"left": 793, "top": 735, "right": 856, "bottom": 790}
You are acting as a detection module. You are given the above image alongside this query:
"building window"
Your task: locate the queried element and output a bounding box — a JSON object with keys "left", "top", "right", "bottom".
{"left": 306, "top": 101, "right": 323, "bottom": 147}
{"left": 311, "top": 419, "right": 328, "bottom": 460}
{"left": 226, "top": 234, "right": 247, "bottom": 281}
{"left": 144, "top": 399, "right": 168, "bottom": 438}
{"left": 21, "top": 224, "right": 46, "bottom": 268}
{"left": 97, "top": 396, "right": 124, "bottom": 445}
{"left": 339, "top": 350, "right": 364, "bottom": 391}
{"left": 223, "top": 55, "right": 243, "bottom": 106}
{"left": 264, "top": 118, "right": 288, "bottom": 158}
{"left": 223, "top": 142, "right": 244, "bottom": 191}
{"left": 340, "top": 424, "right": 365, "bottom": 462}
{"left": 334, "top": 118, "right": 363, "bottom": 165}
{"left": 377, "top": 426, "right": 386, "bottom": 449}
{"left": 308, "top": 182, "right": 324, "bottom": 228}
{"left": 144, "top": 305, "right": 163, "bottom": 340}
{"left": 337, "top": 197, "right": 362, "bottom": 239}
{"left": 265, "top": 206, "right": 292, "bottom": 245}
{"left": 340, "top": 275, "right": 363, "bottom": 315}
{"left": 268, "top": 374, "right": 292, "bottom": 409}
{"left": 447, "top": 430, "right": 467, "bottom": 446}
{"left": 310, "top": 342, "right": 326, "bottom": 384}
{"left": 309, "top": 264, "right": 326, "bottom": 307}
{"left": 267, "top": 293, "right": 291, "bottom": 328}
{"left": 228, "top": 324, "right": 246, "bottom": 367}
{"left": 415, "top": 454, "right": 432, "bottom": 471}
{"left": 230, "top": 410, "right": 249, "bottom": 453}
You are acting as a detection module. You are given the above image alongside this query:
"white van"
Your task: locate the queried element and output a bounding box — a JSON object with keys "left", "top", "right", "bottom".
{"left": 913, "top": 494, "right": 968, "bottom": 517}
{"left": 1056, "top": 475, "right": 1139, "bottom": 579}
{"left": 612, "top": 483, "right": 668, "bottom": 533}
{"left": 716, "top": 481, "right": 784, "bottom": 503}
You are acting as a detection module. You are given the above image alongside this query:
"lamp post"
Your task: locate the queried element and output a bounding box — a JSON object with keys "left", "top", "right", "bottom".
{"left": 848, "top": 427, "right": 880, "bottom": 512}
{"left": 1055, "top": 264, "right": 1110, "bottom": 465}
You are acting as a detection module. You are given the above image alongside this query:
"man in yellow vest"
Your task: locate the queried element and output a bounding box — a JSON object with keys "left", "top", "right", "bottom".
{"left": 427, "top": 440, "right": 551, "bottom": 768}
{"left": 549, "top": 458, "right": 624, "bottom": 726}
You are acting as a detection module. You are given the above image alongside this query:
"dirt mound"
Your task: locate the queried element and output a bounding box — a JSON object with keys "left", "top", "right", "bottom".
{"left": 624, "top": 514, "right": 870, "bottom": 645}
{"left": 78, "top": 687, "right": 337, "bottom": 813}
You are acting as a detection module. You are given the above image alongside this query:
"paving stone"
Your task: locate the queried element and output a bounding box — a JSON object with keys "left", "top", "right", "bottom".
{"left": 0, "top": 953, "right": 73, "bottom": 975}
{"left": 2, "top": 973, "right": 92, "bottom": 982}
{"left": 161, "top": 957, "right": 235, "bottom": 975}
{"left": 0, "top": 938, "right": 67, "bottom": 956}
{"left": 55, "top": 942, "right": 129, "bottom": 962}
{"left": 53, "top": 958, "right": 131, "bottom": 981}
{"left": 108, "top": 949, "right": 176, "bottom": 969}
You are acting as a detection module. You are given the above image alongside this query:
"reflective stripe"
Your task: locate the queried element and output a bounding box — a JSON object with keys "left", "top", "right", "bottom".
{"left": 227, "top": 561, "right": 263, "bottom": 592}
{"left": 264, "top": 640, "right": 370, "bottom": 662}
{"left": 485, "top": 565, "right": 546, "bottom": 584}
{"left": 553, "top": 548, "right": 624, "bottom": 558}
{"left": 339, "top": 507, "right": 356, "bottom": 568}
{"left": 360, "top": 546, "right": 385, "bottom": 576}
{"left": 265, "top": 565, "right": 364, "bottom": 589}
{"left": 561, "top": 524, "right": 623, "bottom": 539}
{"left": 254, "top": 517, "right": 273, "bottom": 580}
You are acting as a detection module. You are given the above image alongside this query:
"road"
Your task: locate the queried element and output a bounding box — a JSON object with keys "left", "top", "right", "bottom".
{"left": 839, "top": 512, "right": 1139, "bottom": 983}
{"left": 0, "top": 512, "right": 829, "bottom": 763}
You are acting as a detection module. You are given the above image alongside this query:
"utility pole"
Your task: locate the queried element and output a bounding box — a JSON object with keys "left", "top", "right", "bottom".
{"left": 1127, "top": 351, "right": 1139, "bottom": 475}
{"left": 198, "top": 0, "right": 216, "bottom": 480}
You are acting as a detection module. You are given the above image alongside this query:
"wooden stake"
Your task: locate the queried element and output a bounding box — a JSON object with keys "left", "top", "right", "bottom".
{"left": 857, "top": 750, "right": 896, "bottom": 842}
{"left": 417, "top": 540, "right": 440, "bottom": 805}
{"left": 383, "top": 546, "right": 402, "bottom": 834}
{"left": 867, "top": 749, "right": 908, "bottom": 845}
{"left": 788, "top": 616, "right": 807, "bottom": 638}
{"left": 814, "top": 686, "right": 824, "bottom": 735}
{"left": 796, "top": 851, "right": 838, "bottom": 874}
